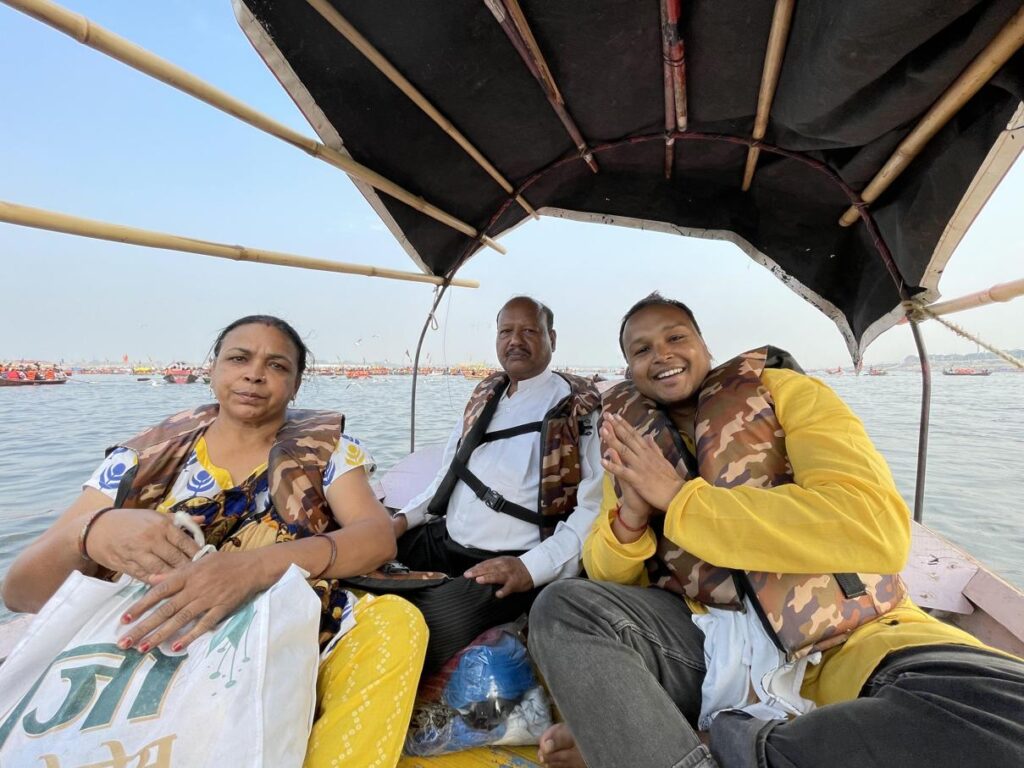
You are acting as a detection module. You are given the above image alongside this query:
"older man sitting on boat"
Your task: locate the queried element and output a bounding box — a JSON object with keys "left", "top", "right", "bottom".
{"left": 391, "top": 296, "right": 603, "bottom": 673}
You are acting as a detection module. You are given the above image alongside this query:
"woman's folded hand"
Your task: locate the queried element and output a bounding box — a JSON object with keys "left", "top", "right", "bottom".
{"left": 86, "top": 508, "right": 201, "bottom": 581}
{"left": 118, "top": 549, "right": 267, "bottom": 653}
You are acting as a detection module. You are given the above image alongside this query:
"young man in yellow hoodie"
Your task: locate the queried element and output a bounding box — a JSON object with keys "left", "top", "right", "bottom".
{"left": 529, "top": 294, "right": 1024, "bottom": 768}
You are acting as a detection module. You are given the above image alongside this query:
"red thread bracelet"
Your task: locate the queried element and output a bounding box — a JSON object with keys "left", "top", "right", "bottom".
{"left": 614, "top": 507, "right": 648, "bottom": 533}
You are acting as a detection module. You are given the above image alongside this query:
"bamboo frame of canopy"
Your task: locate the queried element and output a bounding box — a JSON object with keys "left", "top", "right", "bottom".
{"left": 741, "top": 0, "right": 795, "bottom": 191}
{"left": 660, "top": 0, "right": 687, "bottom": 179}
{"left": 0, "top": 201, "right": 480, "bottom": 288}
{"left": 305, "top": 0, "right": 537, "bottom": 221}
{"left": 484, "top": 0, "right": 599, "bottom": 173}
{"left": 901, "top": 277, "right": 1024, "bottom": 321}
{"left": 2, "top": 0, "right": 506, "bottom": 255}
{"left": 839, "top": 4, "right": 1024, "bottom": 226}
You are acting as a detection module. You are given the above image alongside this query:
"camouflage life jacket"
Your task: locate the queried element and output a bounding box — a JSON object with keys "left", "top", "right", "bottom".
{"left": 428, "top": 371, "right": 600, "bottom": 540}
{"left": 114, "top": 404, "right": 343, "bottom": 536}
{"left": 110, "top": 405, "right": 345, "bottom": 644}
{"left": 602, "top": 347, "right": 906, "bottom": 661}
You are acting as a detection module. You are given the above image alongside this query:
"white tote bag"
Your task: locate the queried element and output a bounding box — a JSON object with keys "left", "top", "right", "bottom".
{"left": 0, "top": 565, "right": 321, "bottom": 768}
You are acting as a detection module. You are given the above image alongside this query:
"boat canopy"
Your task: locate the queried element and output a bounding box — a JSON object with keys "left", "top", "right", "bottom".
{"left": 235, "top": 0, "right": 1024, "bottom": 362}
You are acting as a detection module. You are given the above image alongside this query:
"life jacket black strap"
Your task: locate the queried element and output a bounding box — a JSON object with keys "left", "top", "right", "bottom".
{"left": 834, "top": 572, "right": 867, "bottom": 599}
{"left": 451, "top": 459, "right": 570, "bottom": 527}
{"left": 480, "top": 421, "right": 543, "bottom": 443}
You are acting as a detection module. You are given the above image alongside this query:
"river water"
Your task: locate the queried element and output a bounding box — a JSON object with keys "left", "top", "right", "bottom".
{"left": 1, "top": 372, "right": 1022, "bottom": 624}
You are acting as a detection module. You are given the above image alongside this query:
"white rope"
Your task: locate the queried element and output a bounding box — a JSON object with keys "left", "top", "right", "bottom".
{"left": 912, "top": 303, "right": 1024, "bottom": 370}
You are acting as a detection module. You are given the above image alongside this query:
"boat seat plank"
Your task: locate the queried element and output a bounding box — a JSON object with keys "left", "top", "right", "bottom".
{"left": 962, "top": 568, "right": 1024, "bottom": 641}
{"left": 901, "top": 522, "right": 977, "bottom": 614}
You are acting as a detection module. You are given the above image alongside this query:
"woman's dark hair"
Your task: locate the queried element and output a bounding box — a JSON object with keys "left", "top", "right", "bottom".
{"left": 618, "top": 293, "right": 702, "bottom": 355}
{"left": 211, "top": 315, "right": 311, "bottom": 378}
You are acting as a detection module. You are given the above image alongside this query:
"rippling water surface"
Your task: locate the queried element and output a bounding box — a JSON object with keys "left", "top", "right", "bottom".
{"left": 2, "top": 372, "right": 1022, "bottom": 624}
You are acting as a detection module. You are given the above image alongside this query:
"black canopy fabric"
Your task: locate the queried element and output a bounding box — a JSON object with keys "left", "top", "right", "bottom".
{"left": 235, "top": 0, "right": 1024, "bottom": 362}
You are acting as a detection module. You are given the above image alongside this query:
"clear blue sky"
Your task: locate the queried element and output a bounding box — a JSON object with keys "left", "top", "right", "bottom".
{"left": 2, "top": 2, "right": 1022, "bottom": 369}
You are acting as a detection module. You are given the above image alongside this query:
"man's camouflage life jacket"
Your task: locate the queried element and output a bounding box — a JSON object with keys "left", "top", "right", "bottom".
{"left": 110, "top": 405, "right": 345, "bottom": 643}
{"left": 428, "top": 371, "right": 600, "bottom": 540}
{"left": 602, "top": 347, "right": 906, "bottom": 661}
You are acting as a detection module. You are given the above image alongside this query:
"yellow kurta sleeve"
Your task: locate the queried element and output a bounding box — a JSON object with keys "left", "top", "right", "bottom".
{"left": 582, "top": 474, "right": 656, "bottom": 584}
{"left": 662, "top": 368, "right": 911, "bottom": 574}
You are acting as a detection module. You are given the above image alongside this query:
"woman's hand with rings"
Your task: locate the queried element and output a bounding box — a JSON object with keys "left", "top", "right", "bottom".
{"left": 118, "top": 550, "right": 266, "bottom": 653}
{"left": 600, "top": 414, "right": 685, "bottom": 512}
{"left": 85, "top": 508, "right": 202, "bottom": 582}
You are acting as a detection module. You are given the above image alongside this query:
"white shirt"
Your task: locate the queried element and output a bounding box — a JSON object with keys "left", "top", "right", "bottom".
{"left": 692, "top": 597, "right": 820, "bottom": 730}
{"left": 398, "top": 367, "right": 602, "bottom": 587}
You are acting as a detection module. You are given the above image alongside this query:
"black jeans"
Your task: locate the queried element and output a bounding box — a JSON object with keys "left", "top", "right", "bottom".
{"left": 711, "top": 644, "right": 1024, "bottom": 768}
{"left": 396, "top": 518, "right": 538, "bottom": 674}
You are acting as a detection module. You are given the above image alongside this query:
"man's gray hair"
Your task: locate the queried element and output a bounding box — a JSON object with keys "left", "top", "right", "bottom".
{"left": 497, "top": 296, "right": 554, "bottom": 332}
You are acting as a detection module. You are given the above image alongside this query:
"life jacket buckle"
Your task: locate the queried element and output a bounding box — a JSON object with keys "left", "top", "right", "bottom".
{"left": 482, "top": 488, "right": 506, "bottom": 512}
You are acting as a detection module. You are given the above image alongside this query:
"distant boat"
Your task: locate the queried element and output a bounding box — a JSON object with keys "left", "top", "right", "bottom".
{"left": 824, "top": 366, "right": 843, "bottom": 375}
{"left": 163, "top": 362, "right": 197, "bottom": 384}
{"left": 0, "top": 376, "right": 67, "bottom": 387}
{"left": 942, "top": 367, "right": 992, "bottom": 376}
{"left": 868, "top": 367, "right": 888, "bottom": 376}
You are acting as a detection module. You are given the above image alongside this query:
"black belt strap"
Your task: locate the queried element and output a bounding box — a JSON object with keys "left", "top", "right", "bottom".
{"left": 451, "top": 459, "right": 570, "bottom": 527}
{"left": 480, "top": 421, "right": 542, "bottom": 443}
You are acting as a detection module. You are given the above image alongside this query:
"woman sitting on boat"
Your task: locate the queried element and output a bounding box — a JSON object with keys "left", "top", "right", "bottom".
{"left": 529, "top": 294, "right": 1024, "bottom": 768}
{"left": 2, "top": 314, "right": 427, "bottom": 768}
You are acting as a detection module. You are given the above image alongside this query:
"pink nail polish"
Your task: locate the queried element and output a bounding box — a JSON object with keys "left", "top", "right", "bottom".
{"left": 171, "top": 641, "right": 183, "bottom": 652}
{"left": 138, "top": 642, "right": 150, "bottom": 653}
{"left": 121, "top": 613, "right": 133, "bottom": 624}
{"left": 118, "top": 637, "right": 133, "bottom": 649}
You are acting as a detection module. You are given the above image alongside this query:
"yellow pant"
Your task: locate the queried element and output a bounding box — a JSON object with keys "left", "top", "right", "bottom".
{"left": 305, "top": 594, "right": 428, "bottom": 768}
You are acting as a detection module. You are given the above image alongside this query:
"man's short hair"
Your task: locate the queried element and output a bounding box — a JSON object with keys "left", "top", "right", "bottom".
{"left": 618, "top": 292, "right": 701, "bottom": 354}
{"left": 497, "top": 296, "right": 554, "bottom": 332}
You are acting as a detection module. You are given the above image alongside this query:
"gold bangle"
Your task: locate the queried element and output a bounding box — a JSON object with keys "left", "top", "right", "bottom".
{"left": 78, "top": 506, "right": 116, "bottom": 561}
{"left": 310, "top": 532, "right": 337, "bottom": 580}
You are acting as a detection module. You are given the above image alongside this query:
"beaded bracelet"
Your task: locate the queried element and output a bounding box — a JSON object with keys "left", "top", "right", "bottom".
{"left": 310, "top": 533, "right": 337, "bottom": 580}
{"left": 614, "top": 507, "right": 649, "bottom": 533}
{"left": 78, "top": 506, "right": 116, "bottom": 561}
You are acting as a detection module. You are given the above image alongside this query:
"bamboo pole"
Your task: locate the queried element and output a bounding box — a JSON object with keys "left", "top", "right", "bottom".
{"left": 2, "top": 0, "right": 506, "bottom": 255}
{"left": 664, "top": 0, "right": 687, "bottom": 132}
{"left": 839, "top": 4, "right": 1024, "bottom": 226}
{"left": 904, "top": 277, "right": 1024, "bottom": 321}
{"left": 0, "top": 200, "right": 480, "bottom": 288}
{"left": 660, "top": 0, "right": 677, "bottom": 178}
{"left": 484, "top": 0, "right": 599, "bottom": 173}
{"left": 742, "top": 0, "right": 795, "bottom": 191}
{"left": 305, "top": 0, "right": 537, "bottom": 220}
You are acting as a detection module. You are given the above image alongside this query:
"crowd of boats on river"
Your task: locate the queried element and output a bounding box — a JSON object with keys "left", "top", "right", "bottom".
{"left": 3, "top": 350, "right": 1023, "bottom": 388}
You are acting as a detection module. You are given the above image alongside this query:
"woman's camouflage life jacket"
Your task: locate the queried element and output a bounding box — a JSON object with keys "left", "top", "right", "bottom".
{"left": 428, "top": 371, "right": 600, "bottom": 540}
{"left": 602, "top": 347, "right": 906, "bottom": 661}
{"left": 110, "top": 404, "right": 346, "bottom": 643}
